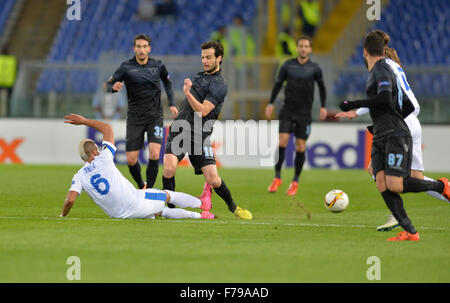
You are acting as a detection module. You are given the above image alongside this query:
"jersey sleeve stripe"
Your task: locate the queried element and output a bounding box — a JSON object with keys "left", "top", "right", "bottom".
{"left": 144, "top": 192, "right": 167, "bottom": 202}
{"left": 102, "top": 141, "right": 116, "bottom": 157}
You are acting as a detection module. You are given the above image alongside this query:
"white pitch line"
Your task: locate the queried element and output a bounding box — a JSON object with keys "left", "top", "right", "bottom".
{"left": 0, "top": 216, "right": 447, "bottom": 231}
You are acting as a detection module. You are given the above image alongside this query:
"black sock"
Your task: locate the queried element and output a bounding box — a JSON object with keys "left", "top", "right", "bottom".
{"left": 275, "top": 146, "right": 286, "bottom": 179}
{"left": 213, "top": 179, "right": 237, "bottom": 213}
{"left": 381, "top": 190, "right": 417, "bottom": 234}
{"left": 146, "top": 159, "right": 159, "bottom": 188}
{"left": 293, "top": 151, "right": 305, "bottom": 182}
{"left": 162, "top": 176, "right": 175, "bottom": 191}
{"left": 128, "top": 162, "right": 144, "bottom": 189}
{"left": 403, "top": 176, "right": 444, "bottom": 193}
{"left": 162, "top": 176, "right": 175, "bottom": 208}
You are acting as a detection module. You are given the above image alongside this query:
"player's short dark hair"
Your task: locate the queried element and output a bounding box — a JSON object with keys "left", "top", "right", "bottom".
{"left": 201, "top": 41, "right": 224, "bottom": 62}
{"left": 133, "top": 34, "right": 151, "bottom": 46}
{"left": 363, "top": 32, "right": 385, "bottom": 56}
{"left": 370, "top": 29, "right": 390, "bottom": 46}
{"left": 297, "top": 35, "right": 312, "bottom": 46}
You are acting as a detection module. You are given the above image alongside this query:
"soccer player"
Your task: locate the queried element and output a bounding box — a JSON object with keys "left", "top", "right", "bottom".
{"left": 106, "top": 34, "right": 178, "bottom": 190}
{"left": 60, "top": 113, "right": 214, "bottom": 220}
{"left": 338, "top": 31, "right": 450, "bottom": 241}
{"left": 265, "top": 36, "right": 327, "bottom": 196}
{"left": 161, "top": 41, "right": 253, "bottom": 220}
{"left": 336, "top": 32, "right": 449, "bottom": 232}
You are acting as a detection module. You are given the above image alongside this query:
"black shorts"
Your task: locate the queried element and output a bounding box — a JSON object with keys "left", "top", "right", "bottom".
{"left": 164, "top": 129, "right": 216, "bottom": 175}
{"left": 126, "top": 118, "right": 163, "bottom": 151}
{"left": 371, "top": 134, "right": 412, "bottom": 178}
{"left": 278, "top": 114, "right": 311, "bottom": 140}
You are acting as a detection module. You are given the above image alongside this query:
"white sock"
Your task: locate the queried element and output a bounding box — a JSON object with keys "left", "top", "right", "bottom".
{"left": 161, "top": 207, "right": 201, "bottom": 219}
{"left": 424, "top": 176, "right": 449, "bottom": 202}
{"left": 165, "top": 190, "right": 202, "bottom": 208}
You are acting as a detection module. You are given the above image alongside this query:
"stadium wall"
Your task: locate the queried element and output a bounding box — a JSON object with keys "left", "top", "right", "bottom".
{"left": 0, "top": 119, "right": 449, "bottom": 172}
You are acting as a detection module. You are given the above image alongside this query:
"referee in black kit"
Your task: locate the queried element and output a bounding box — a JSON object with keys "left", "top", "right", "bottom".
{"left": 265, "top": 35, "right": 327, "bottom": 196}
{"left": 106, "top": 34, "right": 178, "bottom": 189}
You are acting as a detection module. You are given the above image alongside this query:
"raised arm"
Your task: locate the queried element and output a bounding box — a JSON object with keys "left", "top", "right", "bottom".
{"left": 64, "top": 113, "right": 114, "bottom": 145}
{"left": 183, "top": 78, "right": 216, "bottom": 117}
{"left": 339, "top": 65, "right": 393, "bottom": 112}
{"left": 339, "top": 90, "right": 391, "bottom": 112}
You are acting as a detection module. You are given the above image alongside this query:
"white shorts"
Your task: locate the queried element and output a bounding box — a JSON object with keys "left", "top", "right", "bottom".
{"left": 404, "top": 114, "right": 424, "bottom": 171}
{"left": 126, "top": 188, "right": 167, "bottom": 219}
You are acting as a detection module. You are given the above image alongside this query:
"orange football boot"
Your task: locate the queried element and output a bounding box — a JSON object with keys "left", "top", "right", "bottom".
{"left": 438, "top": 178, "right": 450, "bottom": 202}
{"left": 387, "top": 231, "right": 420, "bottom": 242}
{"left": 268, "top": 178, "right": 282, "bottom": 193}
{"left": 286, "top": 181, "right": 298, "bottom": 196}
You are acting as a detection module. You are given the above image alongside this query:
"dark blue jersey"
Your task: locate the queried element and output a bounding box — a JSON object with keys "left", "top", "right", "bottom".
{"left": 175, "top": 70, "right": 227, "bottom": 138}
{"left": 366, "top": 59, "right": 410, "bottom": 139}
{"left": 270, "top": 58, "right": 326, "bottom": 122}
{"left": 106, "top": 56, "right": 174, "bottom": 124}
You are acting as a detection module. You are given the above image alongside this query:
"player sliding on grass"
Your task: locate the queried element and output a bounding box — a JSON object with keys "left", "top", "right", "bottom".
{"left": 60, "top": 114, "right": 214, "bottom": 220}
{"left": 338, "top": 31, "right": 450, "bottom": 242}
{"left": 335, "top": 30, "right": 450, "bottom": 232}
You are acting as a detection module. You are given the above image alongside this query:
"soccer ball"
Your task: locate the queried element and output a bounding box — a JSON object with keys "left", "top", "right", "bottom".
{"left": 324, "top": 190, "right": 349, "bottom": 213}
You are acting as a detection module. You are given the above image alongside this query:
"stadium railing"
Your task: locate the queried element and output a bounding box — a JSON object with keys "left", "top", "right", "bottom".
{"left": 8, "top": 56, "right": 450, "bottom": 124}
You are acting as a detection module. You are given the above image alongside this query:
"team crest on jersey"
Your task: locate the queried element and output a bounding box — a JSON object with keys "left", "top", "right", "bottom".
{"left": 201, "top": 79, "right": 209, "bottom": 87}
{"left": 147, "top": 67, "right": 159, "bottom": 77}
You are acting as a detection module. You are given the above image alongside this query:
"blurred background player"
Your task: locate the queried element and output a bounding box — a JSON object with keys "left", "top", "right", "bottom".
{"left": 136, "top": 0, "right": 156, "bottom": 21}
{"left": 106, "top": 34, "right": 178, "bottom": 190}
{"left": 209, "top": 25, "right": 229, "bottom": 57}
{"left": 338, "top": 31, "right": 450, "bottom": 241}
{"left": 298, "top": 0, "right": 320, "bottom": 38}
{"left": 275, "top": 27, "right": 297, "bottom": 61}
{"left": 265, "top": 36, "right": 327, "bottom": 196}
{"left": 162, "top": 41, "right": 252, "bottom": 220}
{"left": 92, "top": 84, "right": 126, "bottom": 121}
{"left": 336, "top": 30, "right": 450, "bottom": 231}
{"left": 61, "top": 113, "right": 214, "bottom": 220}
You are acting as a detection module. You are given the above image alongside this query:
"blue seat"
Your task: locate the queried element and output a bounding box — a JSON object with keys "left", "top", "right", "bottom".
{"left": 39, "top": 0, "right": 258, "bottom": 92}
{"left": 337, "top": 0, "right": 448, "bottom": 97}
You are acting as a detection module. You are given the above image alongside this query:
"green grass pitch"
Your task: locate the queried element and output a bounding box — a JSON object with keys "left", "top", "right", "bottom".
{"left": 1, "top": 164, "right": 449, "bottom": 283}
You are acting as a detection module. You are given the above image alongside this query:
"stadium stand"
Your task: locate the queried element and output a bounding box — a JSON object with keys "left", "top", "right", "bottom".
{"left": 0, "top": 0, "right": 16, "bottom": 39}
{"left": 37, "top": 0, "right": 257, "bottom": 93}
{"left": 334, "top": 0, "right": 449, "bottom": 97}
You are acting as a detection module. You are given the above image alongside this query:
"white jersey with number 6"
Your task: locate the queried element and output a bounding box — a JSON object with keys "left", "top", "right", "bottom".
{"left": 69, "top": 141, "right": 146, "bottom": 218}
